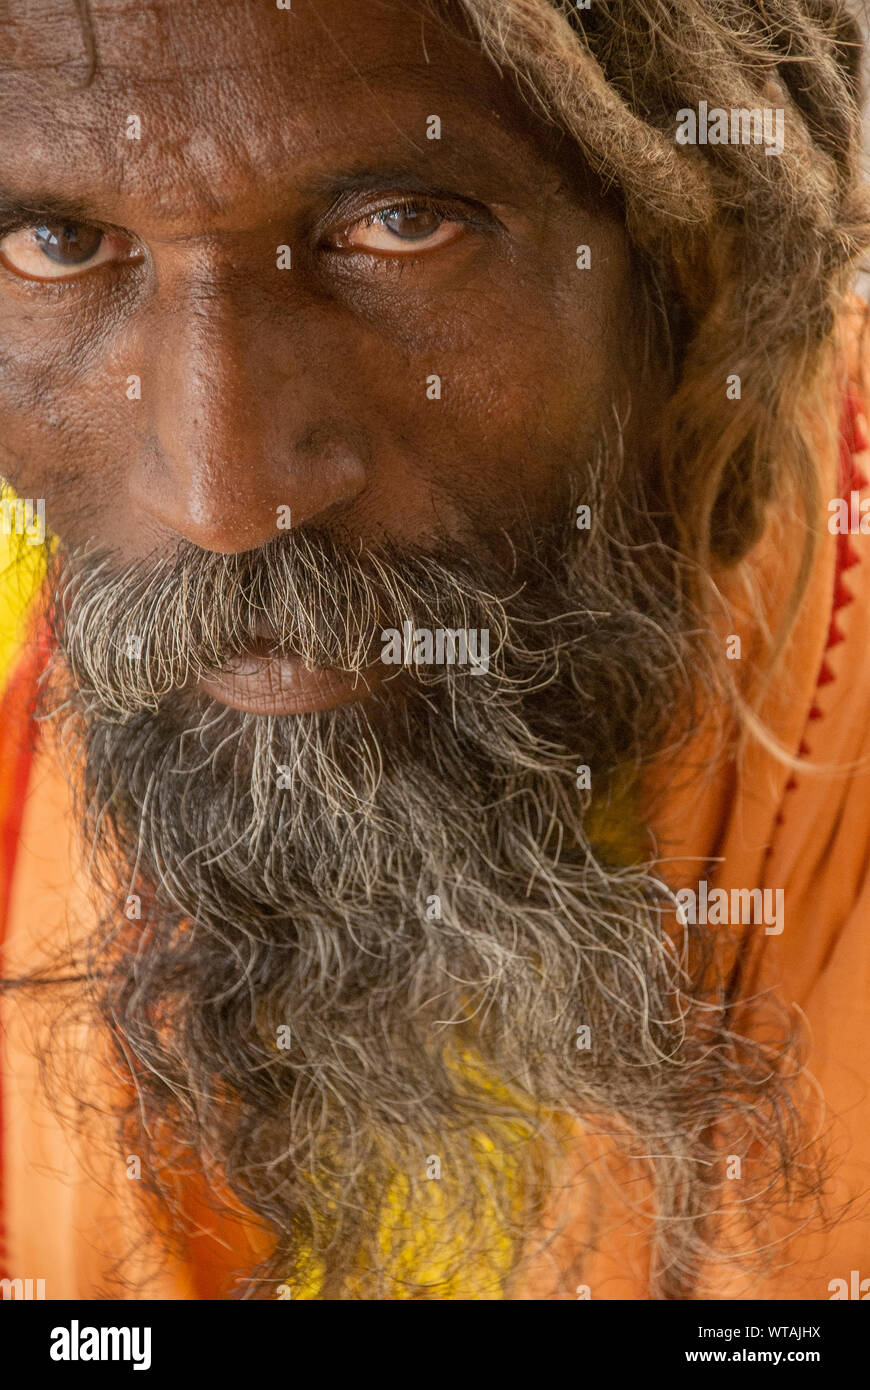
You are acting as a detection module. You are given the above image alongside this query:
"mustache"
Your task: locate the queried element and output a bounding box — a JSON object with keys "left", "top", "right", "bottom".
{"left": 47, "top": 528, "right": 534, "bottom": 716}
{"left": 45, "top": 512, "right": 653, "bottom": 721}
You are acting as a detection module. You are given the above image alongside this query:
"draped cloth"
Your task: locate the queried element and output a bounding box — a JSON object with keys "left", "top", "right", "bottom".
{"left": 2, "top": 302, "right": 870, "bottom": 1299}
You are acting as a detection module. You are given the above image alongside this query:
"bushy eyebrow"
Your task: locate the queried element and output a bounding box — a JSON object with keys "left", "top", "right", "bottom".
{"left": 0, "top": 165, "right": 502, "bottom": 235}
{"left": 307, "top": 164, "right": 484, "bottom": 192}
{"left": 306, "top": 166, "right": 499, "bottom": 211}
{"left": 0, "top": 192, "right": 99, "bottom": 228}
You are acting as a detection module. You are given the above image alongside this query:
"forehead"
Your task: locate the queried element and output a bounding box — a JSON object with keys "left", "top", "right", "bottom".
{"left": 0, "top": 0, "right": 473, "bottom": 82}
{"left": 0, "top": 0, "right": 550, "bottom": 228}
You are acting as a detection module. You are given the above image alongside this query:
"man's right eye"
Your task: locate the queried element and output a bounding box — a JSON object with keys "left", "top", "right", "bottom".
{"left": 0, "top": 220, "right": 141, "bottom": 281}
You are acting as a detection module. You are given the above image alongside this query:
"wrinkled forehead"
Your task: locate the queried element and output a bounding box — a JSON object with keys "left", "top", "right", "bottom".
{"left": 2, "top": 0, "right": 426, "bottom": 73}
{"left": 0, "top": 0, "right": 498, "bottom": 117}
{"left": 0, "top": 0, "right": 559, "bottom": 225}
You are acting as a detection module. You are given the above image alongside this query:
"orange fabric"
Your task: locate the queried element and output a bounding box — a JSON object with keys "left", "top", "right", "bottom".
{"left": 3, "top": 304, "right": 870, "bottom": 1299}
{"left": 0, "top": 695, "right": 268, "bottom": 1298}
{"left": 515, "top": 304, "right": 870, "bottom": 1300}
{"left": 0, "top": 623, "right": 46, "bottom": 1280}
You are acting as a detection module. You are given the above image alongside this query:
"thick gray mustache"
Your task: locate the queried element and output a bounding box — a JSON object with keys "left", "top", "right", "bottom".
{"left": 47, "top": 530, "right": 536, "bottom": 716}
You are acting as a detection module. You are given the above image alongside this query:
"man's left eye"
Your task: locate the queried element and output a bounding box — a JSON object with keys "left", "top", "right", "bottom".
{"left": 332, "top": 203, "right": 465, "bottom": 255}
{"left": 0, "top": 221, "right": 140, "bottom": 281}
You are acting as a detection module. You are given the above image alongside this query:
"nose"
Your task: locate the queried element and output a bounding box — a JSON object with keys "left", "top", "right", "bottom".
{"left": 132, "top": 272, "right": 368, "bottom": 554}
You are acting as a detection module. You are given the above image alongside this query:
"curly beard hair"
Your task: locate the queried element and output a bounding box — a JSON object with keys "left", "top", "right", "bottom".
{"left": 26, "top": 450, "right": 826, "bottom": 1302}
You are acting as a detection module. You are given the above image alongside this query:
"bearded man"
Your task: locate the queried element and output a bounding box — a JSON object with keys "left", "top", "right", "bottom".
{"left": 0, "top": 0, "right": 869, "bottom": 1303}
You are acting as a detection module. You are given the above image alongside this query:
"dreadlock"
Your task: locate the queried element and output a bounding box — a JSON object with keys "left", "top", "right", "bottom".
{"left": 448, "top": 0, "right": 870, "bottom": 586}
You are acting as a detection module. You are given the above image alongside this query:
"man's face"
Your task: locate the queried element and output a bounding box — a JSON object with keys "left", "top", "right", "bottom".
{"left": 1, "top": 0, "right": 639, "bottom": 638}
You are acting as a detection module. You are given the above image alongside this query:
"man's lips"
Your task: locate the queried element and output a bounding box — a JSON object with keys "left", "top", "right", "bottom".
{"left": 195, "top": 650, "right": 388, "bottom": 715}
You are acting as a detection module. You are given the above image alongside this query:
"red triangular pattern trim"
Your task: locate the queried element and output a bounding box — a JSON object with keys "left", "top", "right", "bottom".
{"left": 777, "top": 382, "right": 865, "bottom": 827}
{"left": 817, "top": 660, "right": 837, "bottom": 687}
{"left": 832, "top": 577, "right": 855, "bottom": 612}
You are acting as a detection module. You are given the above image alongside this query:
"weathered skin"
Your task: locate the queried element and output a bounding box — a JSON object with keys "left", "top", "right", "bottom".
{"left": 0, "top": 0, "right": 649, "bottom": 568}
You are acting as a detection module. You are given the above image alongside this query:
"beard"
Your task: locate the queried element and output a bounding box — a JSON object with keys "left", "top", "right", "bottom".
{"left": 35, "top": 458, "right": 812, "bottom": 1300}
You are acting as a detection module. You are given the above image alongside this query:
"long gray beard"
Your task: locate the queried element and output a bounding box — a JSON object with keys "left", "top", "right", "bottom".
{"left": 38, "top": 488, "right": 810, "bottom": 1299}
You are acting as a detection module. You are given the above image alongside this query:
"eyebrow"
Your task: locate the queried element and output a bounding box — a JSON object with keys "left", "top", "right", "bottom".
{"left": 0, "top": 192, "right": 99, "bottom": 227}
{"left": 304, "top": 165, "right": 503, "bottom": 209}
{"left": 0, "top": 159, "right": 513, "bottom": 234}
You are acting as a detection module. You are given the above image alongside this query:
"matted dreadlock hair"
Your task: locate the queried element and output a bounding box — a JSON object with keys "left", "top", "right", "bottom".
{"left": 445, "top": 0, "right": 870, "bottom": 583}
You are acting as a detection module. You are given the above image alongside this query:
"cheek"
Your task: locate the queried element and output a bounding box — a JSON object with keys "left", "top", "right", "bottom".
{"left": 0, "top": 224, "right": 635, "bottom": 553}
{"left": 361, "top": 251, "right": 633, "bottom": 536}
{"left": 0, "top": 299, "right": 136, "bottom": 535}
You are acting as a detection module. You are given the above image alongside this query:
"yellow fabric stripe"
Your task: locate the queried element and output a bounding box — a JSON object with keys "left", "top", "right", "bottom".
{"left": 0, "top": 484, "right": 47, "bottom": 685}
